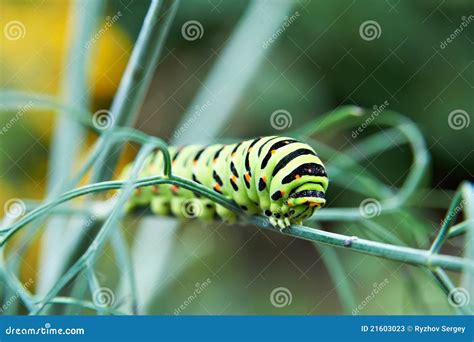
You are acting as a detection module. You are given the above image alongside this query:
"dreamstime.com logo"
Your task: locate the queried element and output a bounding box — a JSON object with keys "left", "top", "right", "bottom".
{"left": 440, "top": 199, "right": 464, "bottom": 227}
{"left": 0, "top": 101, "right": 33, "bottom": 136}
{"left": 181, "top": 198, "right": 204, "bottom": 218}
{"left": 3, "top": 198, "right": 26, "bottom": 220}
{"left": 85, "top": 11, "right": 122, "bottom": 49}
{"left": 352, "top": 100, "right": 389, "bottom": 138}
{"left": 352, "top": 278, "right": 389, "bottom": 315}
{"left": 440, "top": 15, "right": 474, "bottom": 49}
{"left": 92, "top": 109, "right": 115, "bottom": 130}
{"left": 3, "top": 20, "right": 26, "bottom": 40}
{"left": 181, "top": 20, "right": 204, "bottom": 41}
{"left": 262, "top": 11, "right": 300, "bottom": 49}
{"left": 173, "top": 100, "right": 213, "bottom": 139}
{"left": 448, "top": 109, "right": 470, "bottom": 130}
{"left": 5, "top": 323, "right": 85, "bottom": 336}
{"left": 92, "top": 287, "right": 115, "bottom": 308}
{"left": 270, "top": 287, "right": 292, "bottom": 308}
{"left": 0, "top": 278, "right": 34, "bottom": 314}
{"left": 448, "top": 287, "right": 470, "bottom": 308}
{"left": 359, "top": 198, "right": 382, "bottom": 218}
{"left": 174, "top": 278, "right": 212, "bottom": 315}
{"left": 359, "top": 20, "right": 382, "bottom": 41}
{"left": 270, "top": 109, "right": 292, "bottom": 130}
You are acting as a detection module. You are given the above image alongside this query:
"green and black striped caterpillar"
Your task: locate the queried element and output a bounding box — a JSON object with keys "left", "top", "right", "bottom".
{"left": 121, "top": 136, "right": 328, "bottom": 229}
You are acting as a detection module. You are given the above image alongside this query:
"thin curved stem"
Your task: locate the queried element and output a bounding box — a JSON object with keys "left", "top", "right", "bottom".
{"left": 44, "top": 297, "right": 125, "bottom": 315}
{"left": 246, "top": 217, "right": 473, "bottom": 272}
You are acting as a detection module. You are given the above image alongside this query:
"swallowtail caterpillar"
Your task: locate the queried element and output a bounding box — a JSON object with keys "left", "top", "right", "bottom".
{"left": 121, "top": 136, "right": 328, "bottom": 229}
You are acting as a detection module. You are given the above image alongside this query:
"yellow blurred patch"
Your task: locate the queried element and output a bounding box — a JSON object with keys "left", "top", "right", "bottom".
{"left": 0, "top": 0, "right": 131, "bottom": 129}
{"left": 1, "top": 0, "right": 132, "bottom": 286}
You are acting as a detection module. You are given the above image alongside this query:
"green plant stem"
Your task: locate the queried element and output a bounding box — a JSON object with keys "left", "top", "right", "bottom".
{"left": 430, "top": 184, "right": 464, "bottom": 254}
{"left": 291, "top": 105, "right": 364, "bottom": 138}
{"left": 91, "top": 0, "right": 179, "bottom": 183}
{"left": 111, "top": 228, "right": 138, "bottom": 314}
{"left": 44, "top": 297, "right": 124, "bottom": 315}
{"left": 2, "top": 179, "right": 471, "bottom": 274}
{"left": 0, "top": 251, "right": 36, "bottom": 312}
{"left": 0, "top": 91, "right": 96, "bottom": 130}
{"left": 247, "top": 217, "right": 473, "bottom": 272}
{"left": 30, "top": 143, "right": 158, "bottom": 315}
{"left": 39, "top": 0, "right": 105, "bottom": 301}
{"left": 314, "top": 243, "right": 357, "bottom": 314}
{"left": 448, "top": 221, "right": 472, "bottom": 239}
{"left": 306, "top": 110, "right": 428, "bottom": 222}
{"left": 85, "top": 266, "right": 106, "bottom": 315}
{"left": 431, "top": 267, "right": 472, "bottom": 315}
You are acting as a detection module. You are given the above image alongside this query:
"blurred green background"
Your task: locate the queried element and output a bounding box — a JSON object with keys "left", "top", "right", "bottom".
{"left": 0, "top": 0, "right": 472, "bottom": 315}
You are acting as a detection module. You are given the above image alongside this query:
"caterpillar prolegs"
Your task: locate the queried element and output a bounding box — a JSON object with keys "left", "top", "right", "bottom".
{"left": 121, "top": 136, "right": 328, "bottom": 229}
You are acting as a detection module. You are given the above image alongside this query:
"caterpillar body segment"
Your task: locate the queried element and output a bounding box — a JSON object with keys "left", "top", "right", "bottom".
{"left": 121, "top": 136, "right": 328, "bottom": 228}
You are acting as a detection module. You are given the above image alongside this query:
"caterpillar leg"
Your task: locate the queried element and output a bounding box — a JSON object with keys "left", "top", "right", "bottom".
{"left": 170, "top": 197, "right": 187, "bottom": 219}
{"left": 268, "top": 216, "right": 291, "bottom": 230}
{"left": 199, "top": 199, "right": 217, "bottom": 223}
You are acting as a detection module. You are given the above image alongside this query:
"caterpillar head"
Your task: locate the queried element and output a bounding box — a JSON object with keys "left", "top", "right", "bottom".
{"left": 286, "top": 182, "right": 326, "bottom": 223}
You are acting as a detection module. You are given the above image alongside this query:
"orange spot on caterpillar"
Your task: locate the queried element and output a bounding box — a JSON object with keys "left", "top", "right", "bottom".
{"left": 171, "top": 185, "right": 179, "bottom": 193}
{"left": 152, "top": 185, "right": 160, "bottom": 194}
{"left": 309, "top": 202, "right": 318, "bottom": 207}
{"left": 231, "top": 152, "right": 237, "bottom": 158}
{"left": 214, "top": 183, "right": 222, "bottom": 192}
{"left": 213, "top": 158, "right": 218, "bottom": 164}
{"left": 288, "top": 202, "right": 294, "bottom": 207}
{"left": 231, "top": 175, "right": 237, "bottom": 184}
{"left": 271, "top": 150, "right": 276, "bottom": 155}
{"left": 295, "top": 175, "right": 301, "bottom": 179}
{"left": 262, "top": 176, "right": 267, "bottom": 183}
{"left": 135, "top": 188, "right": 142, "bottom": 196}
{"left": 193, "top": 160, "right": 198, "bottom": 166}
{"left": 245, "top": 173, "right": 251, "bottom": 182}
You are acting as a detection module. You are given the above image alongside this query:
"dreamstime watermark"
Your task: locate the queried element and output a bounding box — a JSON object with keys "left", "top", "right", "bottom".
{"left": 270, "top": 287, "right": 292, "bottom": 308}
{"left": 85, "top": 11, "right": 122, "bottom": 49}
{"left": 359, "top": 198, "right": 382, "bottom": 218}
{"left": 87, "top": 192, "right": 120, "bottom": 227}
{"left": 92, "top": 109, "right": 114, "bottom": 130}
{"left": 352, "top": 278, "right": 389, "bottom": 315}
{"left": 3, "top": 20, "right": 26, "bottom": 40}
{"left": 181, "top": 198, "right": 203, "bottom": 218}
{"left": 5, "top": 323, "right": 85, "bottom": 336}
{"left": 0, "top": 278, "right": 34, "bottom": 313}
{"left": 181, "top": 20, "right": 204, "bottom": 41}
{"left": 92, "top": 287, "right": 115, "bottom": 308}
{"left": 440, "top": 199, "right": 465, "bottom": 227}
{"left": 440, "top": 15, "right": 474, "bottom": 49}
{"left": 359, "top": 20, "right": 382, "bottom": 41}
{"left": 174, "top": 278, "right": 212, "bottom": 315}
{"left": 351, "top": 100, "right": 389, "bottom": 138}
{"left": 173, "top": 100, "right": 213, "bottom": 139}
{"left": 448, "top": 287, "right": 470, "bottom": 308}
{"left": 0, "top": 101, "right": 33, "bottom": 136}
{"left": 270, "top": 109, "right": 292, "bottom": 130}
{"left": 447, "top": 109, "right": 470, "bottom": 130}
{"left": 3, "top": 198, "right": 26, "bottom": 219}
{"left": 262, "top": 11, "right": 300, "bottom": 49}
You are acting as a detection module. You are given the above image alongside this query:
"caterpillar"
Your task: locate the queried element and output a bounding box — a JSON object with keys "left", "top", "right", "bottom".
{"left": 121, "top": 136, "right": 328, "bottom": 229}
